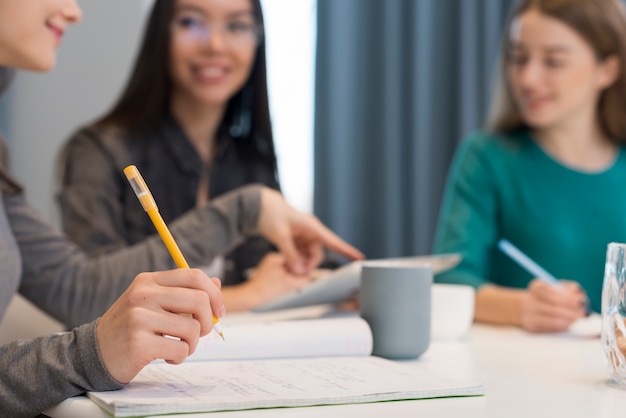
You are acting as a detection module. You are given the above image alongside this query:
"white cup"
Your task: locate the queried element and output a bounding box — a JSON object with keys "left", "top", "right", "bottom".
{"left": 431, "top": 283, "right": 475, "bottom": 341}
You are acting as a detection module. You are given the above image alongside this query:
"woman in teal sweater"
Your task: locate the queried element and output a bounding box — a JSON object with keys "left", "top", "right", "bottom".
{"left": 435, "top": 0, "right": 626, "bottom": 332}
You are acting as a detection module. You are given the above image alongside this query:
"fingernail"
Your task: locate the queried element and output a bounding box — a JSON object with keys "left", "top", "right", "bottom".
{"left": 217, "top": 305, "right": 226, "bottom": 317}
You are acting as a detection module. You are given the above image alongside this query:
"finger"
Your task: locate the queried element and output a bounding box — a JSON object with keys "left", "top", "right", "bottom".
{"left": 536, "top": 288, "right": 585, "bottom": 310}
{"left": 529, "top": 299, "right": 585, "bottom": 323}
{"left": 306, "top": 219, "right": 365, "bottom": 260}
{"left": 161, "top": 324, "right": 201, "bottom": 359}
{"left": 148, "top": 269, "right": 216, "bottom": 293}
{"left": 273, "top": 228, "right": 307, "bottom": 275}
{"left": 147, "top": 269, "right": 224, "bottom": 329}
{"left": 116, "top": 310, "right": 199, "bottom": 364}
{"left": 561, "top": 280, "right": 584, "bottom": 293}
{"left": 529, "top": 280, "right": 586, "bottom": 310}
{"left": 138, "top": 307, "right": 203, "bottom": 353}
{"left": 525, "top": 315, "right": 572, "bottom": 333}
{"left": 297, "top": 242, "right": 325, "bottom": 272}
{"left": 141, "top": 284, "right": 214, "bottom": 333}
{"left": 183, "top": 269, "right": 225, "bottom": 320}
{"left": 139, "top": 285, "right": 208, "bottom": 313}
{"left": 126, "top": 281, "right": 218, "bottom": 341}
{"left": 210, "top": 277, "right": 222, "bottom": 289}
{"left": 561, "top": 280, "right": 591, "bottom": 312}
{"left": 522, "top": 306, "right": 577, "bottom": 333}
{"left": 153, "top": 334, "right": 192, "bottom": 365}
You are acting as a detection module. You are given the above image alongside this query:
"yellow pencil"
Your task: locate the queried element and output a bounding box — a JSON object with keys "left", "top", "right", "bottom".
{"left": 123, "top": 165, "right": 225, "bottom": 340}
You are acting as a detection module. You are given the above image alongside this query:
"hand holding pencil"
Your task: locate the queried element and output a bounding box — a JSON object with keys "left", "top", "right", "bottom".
{"left": 95, "top": 269, "right": 224, "bottom": 384}
{"left": 93, "top": 166, "right": 227, "bottom": 384}
{"left": 124, "top": 165, "right": 225, "bottom": 339}
{"left": 498, "top": 239, "right": 588, "bottom": 333}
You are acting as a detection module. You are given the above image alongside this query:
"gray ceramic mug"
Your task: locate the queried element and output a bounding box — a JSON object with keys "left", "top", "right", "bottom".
{"left": 360, "top": 263, "right": 432, "bottom": 359}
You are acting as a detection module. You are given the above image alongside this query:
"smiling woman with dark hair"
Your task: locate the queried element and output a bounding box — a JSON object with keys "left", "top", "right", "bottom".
{"left": 57, "top": 0, "right": 323, "bottom": 312}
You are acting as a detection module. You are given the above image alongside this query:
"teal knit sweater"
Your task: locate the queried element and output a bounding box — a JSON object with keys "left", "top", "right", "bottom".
{"left": 434, "top": 130, "right": 626, "bottom": 313}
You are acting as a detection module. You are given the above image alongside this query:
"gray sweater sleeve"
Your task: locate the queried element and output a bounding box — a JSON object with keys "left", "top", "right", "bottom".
{"left": 0, "top": 322, "right": 122, "bottom": 418}
{"left": 0, "top": 185, "right": 260, "bottom": 416}
{"left": 13, "top": 185, "right": 260, "bottom": 327}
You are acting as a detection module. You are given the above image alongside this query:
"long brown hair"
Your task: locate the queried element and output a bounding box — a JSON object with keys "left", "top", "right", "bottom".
{"left": 487, "top": 0, "right": 626, "bottom": 143}
{"left": 95, "top": 0, "right": 277, "bottom": 164}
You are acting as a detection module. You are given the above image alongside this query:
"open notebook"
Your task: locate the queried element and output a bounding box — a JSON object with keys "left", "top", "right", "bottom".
{"left": 87, "top": 317, "right": 484, "bottom": 417}
{"left": 254, "top": 253, "right": 462, "bottom": 312}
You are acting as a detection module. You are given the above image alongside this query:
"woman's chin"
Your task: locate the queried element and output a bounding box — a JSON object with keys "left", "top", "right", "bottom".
{"left": 520, "top": 113, "right": 555, "bottom": 130}
{"left": 28, "top": 58, "right": 56, "bottom": 73}
{"left": 10, "top": 53, "right": 56, "bottom": 73}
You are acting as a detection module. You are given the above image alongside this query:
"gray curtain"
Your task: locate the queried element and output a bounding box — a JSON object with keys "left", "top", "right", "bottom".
{"left": 314, "top": 0, "right": 516, "bottom": 258}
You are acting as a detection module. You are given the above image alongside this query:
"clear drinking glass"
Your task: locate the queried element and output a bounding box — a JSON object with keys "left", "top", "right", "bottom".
{"left": 601, "top": 242, "right": 626, "bottom": 385}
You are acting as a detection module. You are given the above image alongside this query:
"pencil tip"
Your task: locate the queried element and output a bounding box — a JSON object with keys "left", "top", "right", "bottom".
{"left": 219, "top": 333, "right": 225, "bottom": 341}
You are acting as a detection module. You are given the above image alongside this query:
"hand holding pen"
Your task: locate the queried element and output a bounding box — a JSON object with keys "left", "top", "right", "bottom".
{"left": 498, "top": 239, "right": 589, "bottom": 333}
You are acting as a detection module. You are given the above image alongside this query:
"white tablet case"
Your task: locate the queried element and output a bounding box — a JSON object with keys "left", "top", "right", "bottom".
{"left": 253, "top": 253, "right": 461, "bottom": 312}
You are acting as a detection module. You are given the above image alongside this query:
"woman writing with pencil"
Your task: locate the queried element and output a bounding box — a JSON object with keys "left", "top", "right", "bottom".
{"left": 0, "top": 0, "right": 362, "bottom": 415}
{"left": 434, "top": 0, "right": 626, "bottom": 332}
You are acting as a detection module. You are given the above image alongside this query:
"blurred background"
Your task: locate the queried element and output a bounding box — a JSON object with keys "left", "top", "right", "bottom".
{"left": 0, "top": 0, "right": 317, "bottom": 222}
{"left": 0, "top": 0, "right": 517, "bottom": 338}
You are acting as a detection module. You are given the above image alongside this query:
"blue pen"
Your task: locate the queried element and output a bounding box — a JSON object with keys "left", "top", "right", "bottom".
{"left": 497, "top": 238, "right": 591, "bottom": 314}
{"left": 497, "top": 239, "right": 562, "bottom": 287}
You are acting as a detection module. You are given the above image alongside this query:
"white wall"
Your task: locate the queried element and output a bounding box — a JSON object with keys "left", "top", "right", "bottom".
{"left": 262, "top": 0, "right": 316, "bottom": 213}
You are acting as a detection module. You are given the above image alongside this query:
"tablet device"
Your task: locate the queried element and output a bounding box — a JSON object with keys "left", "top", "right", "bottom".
{"left": 253, "top": 253, "right": 462, "bottom": 312}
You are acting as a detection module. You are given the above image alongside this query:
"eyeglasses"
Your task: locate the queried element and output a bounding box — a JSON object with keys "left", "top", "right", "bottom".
{"left": 171, "top": 15, "right": 263, "bottom": 49}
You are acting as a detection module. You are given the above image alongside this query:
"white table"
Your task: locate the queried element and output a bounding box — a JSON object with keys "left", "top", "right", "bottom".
{"left": 45, "top": 320, "right": 626, "bottom": 418}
